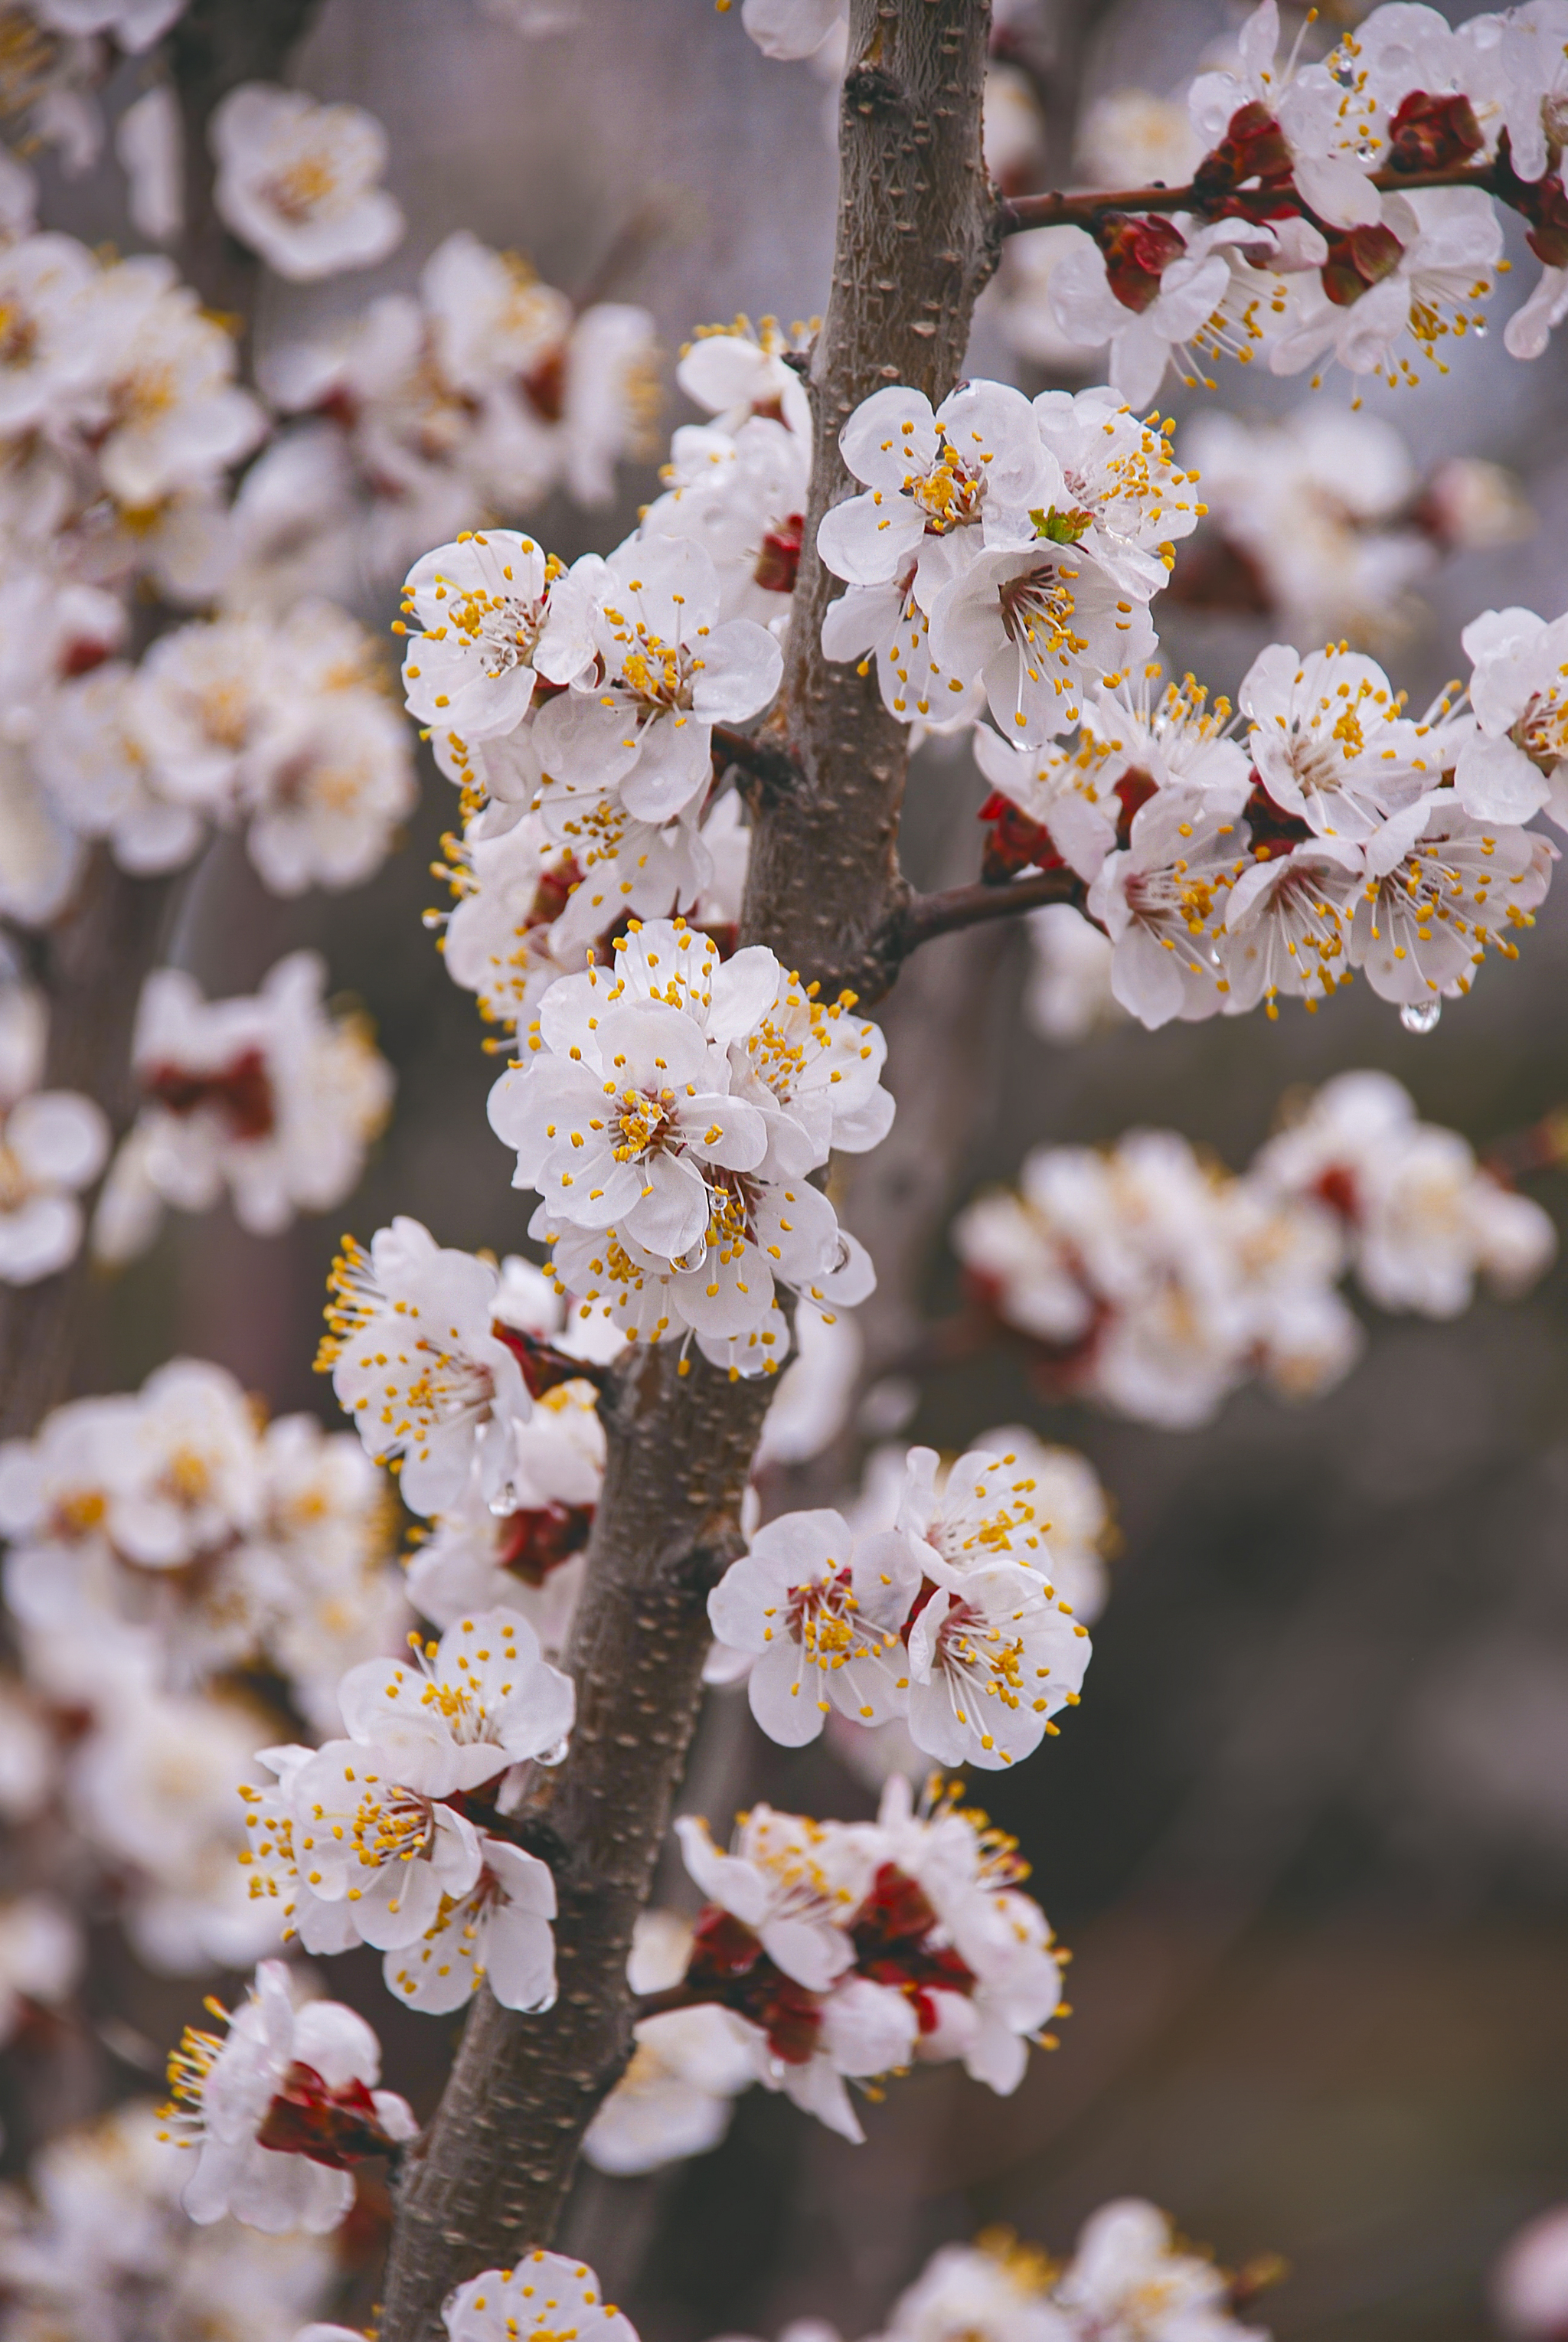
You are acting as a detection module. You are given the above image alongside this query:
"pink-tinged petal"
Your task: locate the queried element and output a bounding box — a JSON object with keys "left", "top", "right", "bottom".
{"left": 817, "top": 492, "right": 925, "bottom": 588}
{"left": 620, "top": 709, "right": 712, "bottom": 824}
{"left": 622, "top": 1149, "right": 710, "bottom": 1257}
{"left": 839, "top": 384, "right": 939, "bottom": 491}
{"left": 1454, "top": 735, "right": 1549, "bottom": 824}
{"left": 483, "top": 1900, "right": 558, "bottom": 2011}
{"left": 689, "top": 620, "right": 783, "bottom": 722}
{"left": 673, "top": 1814, "right": 770, "bottom": 1924}
{"left": 681, "top": 1091, "right": 768, "bottom": 1171}
{"left": 821, "top": 580, "right": 902, "bottom": 664}
{"left": 746, "top": 1635, "right": 828, "bottom": 1747}
{"left": 762, "top": 1912, "right": 854, "bottom": 1991}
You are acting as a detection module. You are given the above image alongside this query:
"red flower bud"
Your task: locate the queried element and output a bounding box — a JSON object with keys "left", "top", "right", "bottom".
{"left": 1095, "top": 213, "right": 1187, "bottom": 315}
{"left": 1386, "top": 89, "right": 1485, "bottom": 175}
{"left": 1320, "top": 222, "right": 1405, "bottom": 309}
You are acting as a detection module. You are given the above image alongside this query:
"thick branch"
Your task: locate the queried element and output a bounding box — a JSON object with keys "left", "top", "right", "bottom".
{"left": 376, "top": 4, "right": 998, "bottom": 2334}
{"left": 709, "top": 724, "right": 802, "bottom": 802}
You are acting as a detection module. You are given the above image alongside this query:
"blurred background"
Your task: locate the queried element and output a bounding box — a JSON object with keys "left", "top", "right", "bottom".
{"left": 33, "top": 2, "right": 1568, "bottom": 2337}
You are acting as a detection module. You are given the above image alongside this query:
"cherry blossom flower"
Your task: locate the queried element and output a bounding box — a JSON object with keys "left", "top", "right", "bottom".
{"left": 1055, "top": 2198, "right": 1267, "bottom": 2342}
{"left": 931, "top": 523, "right": 1157, "bottom": 745}
{"left": 1239, "top": 640, "right": 1464, "bottom": 851}
{"left": 405, "top": 1380, "right": 601, "bottom": 1640}
{"left": 582, "top": 1913, "right": 754, "bottom": 2175}
{"left": 0, "top": 232, "right": 96, "bottom": 435}
{"left": 0, "top": 1893, "right": 81, "bottom": 2043}
{"left": 906, "top": 1558, "right": 1090, "bottom": 1771}
{"left": 707, "top": 1507, "right": 922, "bottom": 1746}
{"left": 675, "top": 318, "right": 814, "bottom": 440}
{"left": 69, "top": 1683, "right": 286, "bottom": 1975}
{"left": 863, "top": 1775, "right": 1071, "bottom": 2097}
{"left": 1085, "top": 792, "right": 1236, "bottom": 1028}
{"left": 1047, "top": 218, "right": 1274, "bottom": 410}
{"left": 400, "top": 529, "right": 567, "bottom": 742}
{"left": 815, "top": 381, "right": 1056, "bottom": 593}
{"left": 70, "top": 255, "right": 266, "bottom": 506}
{"left": 335, "top": 1605, "right": 573, "bottom": 1795}
{"left": 95, "top": 952, "right": 394, "bottom": 1260}
{"left": 443, "top": 2254, "right": 639, "bottom": 2342}
{"left": 163, "top": 1960, "right": 415, "bottom": 2235}
{"left": 1187, "top": 0, "right": 1384, "bottom": 229}
{"left": 532, "top": 534, "right": 782, "bottom": 825}
{"left": 1253, "top": 1069, "right": 1557, "bottom": 1317}
{"left": 33, "top": 661, "right": 205, "bottom": 876}
{"left": 211, "top": 85, "right": 405, "bottom": 282}
{"left": 739, "top": 0, "right": 844, "bottom": 64}
{"left": 867, "top": 2233, "right": 1073, "bottom": 2342}
{"left": 1345, "top": 795, "right": 1554, "bottom": 1009}
{"left": 894, "top": 1433, "right": 1112, "bottom": 1624}
{"left": 383, "top": 1832, "right": 558, "bottom": 2013}
{"left": 0, "top": 2101, "right": 340, "bottom": 2342}
{"left": 492, "top": 936, "right": 769, "bottom": 1259}
{"left": 1268, "top": 190, "right": 1501, "bottom": 386}
{"left": 319, "top": 1217, "right": 536, "bottom": 1517}
{"left": 0, "top": 1054, "right": 108, "bottom": 1284}
{"left": 243, "top": 1735, "right": 486, "bottom": 1956}
{"left": 1456, "top": 604, "right": 1568, "bottom": 827}
{"left": 642, "top": 416, "right": 811, "bottom": 626}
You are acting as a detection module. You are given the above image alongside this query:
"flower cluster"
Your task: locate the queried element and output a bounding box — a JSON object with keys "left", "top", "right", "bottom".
{"left": 399, "top": 321, "right": 810, "bottom": 1021}
{"left": 0, "top": 2099, "right": 341, "bottom": 2342}
{"left": 0, "top": 220, "right": 423, "bottom": 921}
{"left": 488, "top": 917, "right": 887, "bottom": 1377}
{"left": 264, "top": 227, "right": 658, "bottom": 586}
{"left": 995, "top": 0, "right": 1568, "bottom": 399}
{"left": 819, "top": 370, "right": 1561, "bottom": 1029}
{"left": 93, "top": 952, "right": 394, "bottom": 1264}
{"left": 0, "top": 1354, "right": 406, "bottom": 1719}
{"left": 707, "top": 1436, "right": 1096, "bottom": 1770}
{"left": 0, "top": 968, "right": 107, "bottom": 1282}
{"left": 1172, "top": 403, "right": 1530, "bottom": 651}
{"left": 241, "top": 1605, "right": 569, "bottom": 2014}
{"left": 956, "top": 1071, "right": 1556, "bottom": 1429}
{"left": 639, "top": 1777, "right": 1067, "bottom": 2144}
{"left": 400, "top": 1256, "right": 608, "bottom": 1658}
{"left": 858, "top": 2206, "right": 1269, "bottom": 2342}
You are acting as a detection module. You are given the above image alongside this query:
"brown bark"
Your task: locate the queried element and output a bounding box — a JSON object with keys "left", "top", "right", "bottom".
{"left": 376, "top": 4, "right": 998, "bottom": 2332}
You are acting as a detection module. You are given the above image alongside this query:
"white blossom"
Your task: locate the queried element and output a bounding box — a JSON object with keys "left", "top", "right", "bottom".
{"left": 165, "top": 1960, "right": 415, "bottom": 2235}
{"left": 211, "top": 84, "right": 404, "bottom": 283}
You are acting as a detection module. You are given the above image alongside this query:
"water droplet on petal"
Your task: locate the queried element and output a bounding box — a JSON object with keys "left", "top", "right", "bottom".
{"left": 1400, "top": 997, "right": 1442, "bottom": 1034}
{"left": 488, "top": 1485, "right": 520, "bottom": 1517}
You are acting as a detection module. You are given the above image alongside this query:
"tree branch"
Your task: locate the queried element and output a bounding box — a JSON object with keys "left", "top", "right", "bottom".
{"left": 375, "top": 4, "right": 999, "bottom": 2332}
{"left": 998, "top": 158, "right": 1504, "bottom": 237}
{"left": 709, "top": 724, "right": 802, "bottom": 801}
{"left": 899, "top": 866, "right": 1089, "bottom": 948}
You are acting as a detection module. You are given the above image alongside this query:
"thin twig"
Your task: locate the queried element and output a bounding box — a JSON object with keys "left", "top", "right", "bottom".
{"left": 710, "top": 724, "right": 800, "bottom": 798}
{"left": 898, "top": 866, "right": 1089, "bottom": 949}
{"left": 998, "top": 158, "right": 1501, "bottom": 237}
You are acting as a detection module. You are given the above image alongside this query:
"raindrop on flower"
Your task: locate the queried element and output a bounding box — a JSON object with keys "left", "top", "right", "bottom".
{"left": 1400, "top": 998, "right": 1442, "bottom": 1035}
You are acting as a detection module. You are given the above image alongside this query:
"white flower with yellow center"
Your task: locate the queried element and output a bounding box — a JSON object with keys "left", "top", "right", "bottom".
{"left": 707, "top": 1507, "right": 922, "bottom": 1746}
{"left": 443, "top": 2252, "right": 639, "bottom": 2342}
{"left": 532, "top": 534, "right": 782, "bottom": 825}
{"left": 335, "top": 1605, "right": 573, "bottom": 1795}
{"left": 400, "top": 528, "right": 568, "bottom": 742}
{"left": 320, "top": 1216, "right": 534, "bottom": 1519}
{"left": 211, "top": 83, "right": 405, "bottom": 283}
{"left": 1458, "top": 603, "right": 1568, "bottom": 828}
